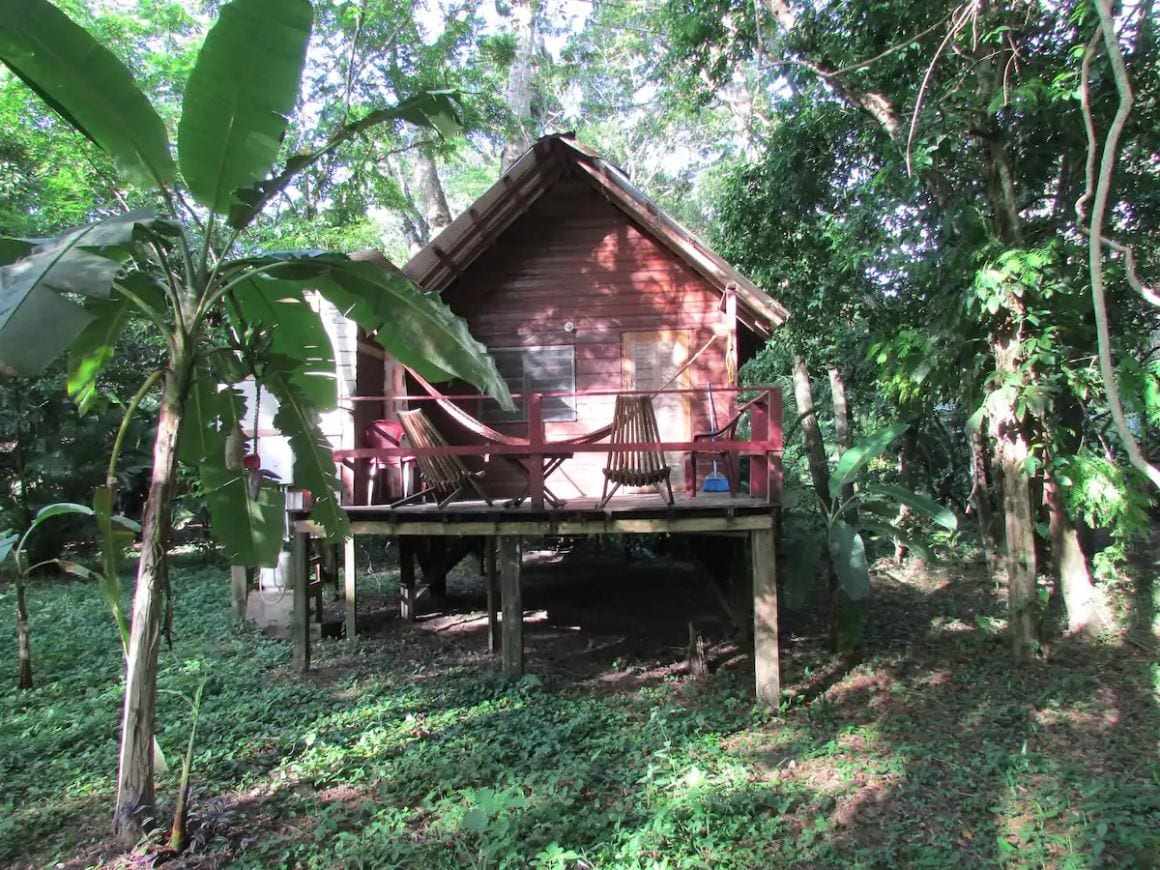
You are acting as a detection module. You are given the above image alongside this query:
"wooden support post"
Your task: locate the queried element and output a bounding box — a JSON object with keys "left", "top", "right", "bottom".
{"left": 485, "top": 538, "right": 500, "bottom": 655}
{"left": 312, "top": 546, "right": 324, "bottom": 624}
{"left": 399, "top": 537, "right": 417, "bottom": 621}
{"left": 529, "top": 393, "right": 545, "bottom": 511}
{"left": 343, "top": 535, "right": 357, "bottom": 639}
{"left": 425, "top": 537, "right": 448, "bottom": 604}
{"left": 499, "top": 536, "right": 523, "bottom": 676}
{"left": 292, "top": 531, "right": 310, "bottom": 672}
{"left": 230, "top": 566, "right": 249, "bottom": 622}
{"left": 752, "top": 527, "right": 779, "bottom": 707}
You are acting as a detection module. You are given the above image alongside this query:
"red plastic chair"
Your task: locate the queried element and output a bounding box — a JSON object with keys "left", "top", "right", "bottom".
{"left": 362, "top": 420, "right": 413, "bottom": 504}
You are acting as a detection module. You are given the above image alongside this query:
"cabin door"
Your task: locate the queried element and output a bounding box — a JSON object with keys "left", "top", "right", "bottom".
{"left": 622, "top": 329, "right": 692, "bottom": 491}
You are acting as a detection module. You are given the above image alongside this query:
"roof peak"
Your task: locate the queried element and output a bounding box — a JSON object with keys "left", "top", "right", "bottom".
{"left": 404, "top": 138, "right": 788, "bottom": 334}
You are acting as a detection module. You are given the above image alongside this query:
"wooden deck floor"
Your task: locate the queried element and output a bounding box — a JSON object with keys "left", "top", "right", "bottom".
{"left": 292, "top": 491, "right": 778, "bottom": 536}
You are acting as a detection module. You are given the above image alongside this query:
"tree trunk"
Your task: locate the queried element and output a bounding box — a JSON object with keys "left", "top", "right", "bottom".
{"left": 827, "top": 365, "right": 855, "bottom": 513}
{"left": 969, "top": 425, "right": 1000, "bottom": 567}
{"left": 894, "top": 427, "right": 918, "bottom": 564}
{"left": 792, "top": 355, "right": 831, "bottom": 501}
{"left": 113, "top": 360, "right": 191, "bottom": 845}
{"left": 415, "top": 147, "right": 451, "bottom": 238}
{"left": 16, "top": 574, "right": 32, "bottom": 690}
{"left": 501, "top": 0, "right": 537, "bottom": 173}
{"left": 989, "top": 340, "right": 1040, "bottom": 660}
{"left": 1045, "top": 472, "right": 1107, "bottom": 637}
{"left": 793, "top": 355, "right": 855, "bottom": 649}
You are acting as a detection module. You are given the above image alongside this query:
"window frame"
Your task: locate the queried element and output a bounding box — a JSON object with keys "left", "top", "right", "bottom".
{"left": 482, "top": 344, "right": 578, "bottom": 424}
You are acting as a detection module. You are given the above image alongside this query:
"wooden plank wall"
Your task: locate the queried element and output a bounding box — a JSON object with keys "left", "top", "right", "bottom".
{"left": 437, "top": 177, "right": 737, "bottom": 500}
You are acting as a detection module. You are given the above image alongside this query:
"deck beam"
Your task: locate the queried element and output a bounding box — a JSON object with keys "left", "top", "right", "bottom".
{"left": 294, "top": 514, "right": 774, "bottom": 538}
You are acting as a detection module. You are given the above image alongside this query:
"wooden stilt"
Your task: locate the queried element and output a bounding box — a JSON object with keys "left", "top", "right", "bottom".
{"left": 499, "top": 536, "right": 523, "bottom": 676}
{"left": 751, "top": 527, "right": 779, "bottom": 707}
{"left": 292, "top": 532, "right": 310, "bottom": 672}
{"left": 343, "top": 535, "right": 357, "bottom": 639}
{"left": 427, "top": 538, "right": 448, "bottom": 604}
{"left": 312, "top": 545, "right": 324, "bottom": 624}
{"left": 230, "top": 566, "right": 249, "bottom": 622}
{"left": 486, "top": 538, "right": 500, "bottom": 655}
{"left": 399, "top": 537, "right": 417, "bottom": 621}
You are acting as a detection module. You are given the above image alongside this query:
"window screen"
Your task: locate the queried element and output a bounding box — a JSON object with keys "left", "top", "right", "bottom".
{"left": 482, "top": 346, "right": 576, "bottom": 423}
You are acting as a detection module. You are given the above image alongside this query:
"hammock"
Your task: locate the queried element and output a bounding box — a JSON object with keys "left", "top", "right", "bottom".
{"left": 405, "top": 367, "right": 611, "bottom": 448}
{"left": 402, "top": 330, "right": 721, "bottom": 450}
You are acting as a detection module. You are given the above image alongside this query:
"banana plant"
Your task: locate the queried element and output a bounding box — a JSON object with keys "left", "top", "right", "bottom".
{"left": 785, "top": 423, "right": 959, "bottom": 610}
{"left": 1, "top": 502, "right": 138, "bottom": 691}
{"left": 0, "top": 0, "right": 511, "bottom": 846}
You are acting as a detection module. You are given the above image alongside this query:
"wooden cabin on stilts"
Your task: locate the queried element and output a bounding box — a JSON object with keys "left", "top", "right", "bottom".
{"left": 263, "top": 134, "right": 789, "bottom": 705}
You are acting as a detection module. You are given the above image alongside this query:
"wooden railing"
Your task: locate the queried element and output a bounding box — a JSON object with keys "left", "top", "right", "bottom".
{"left": 334, "top": 385, "right": 783, "bottom": 509}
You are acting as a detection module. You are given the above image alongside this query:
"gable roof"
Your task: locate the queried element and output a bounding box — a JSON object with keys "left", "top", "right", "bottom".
{"left": 403, "top": 134, "right": 789, "bottom": 336}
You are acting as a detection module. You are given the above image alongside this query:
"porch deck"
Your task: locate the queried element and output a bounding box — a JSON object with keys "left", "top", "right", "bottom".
{"left": 292, "top": 491, "right": 776, "bottom": 538}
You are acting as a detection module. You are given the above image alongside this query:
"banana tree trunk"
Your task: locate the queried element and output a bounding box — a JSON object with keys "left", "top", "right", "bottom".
{"left": 113, "top": 358, "right": 192, "bottom": 845}
{"left": 16, "top": 575, "right": 32, "bottom": 690}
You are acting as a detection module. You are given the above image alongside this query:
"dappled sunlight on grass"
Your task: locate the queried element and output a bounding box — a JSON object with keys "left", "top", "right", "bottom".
{"left": 1, "top": 549, "right": 1157, "bottom": 866}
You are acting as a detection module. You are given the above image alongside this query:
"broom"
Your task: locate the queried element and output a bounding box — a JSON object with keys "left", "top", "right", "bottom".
{"left": 702, "top": 383, "right": 731, "bottom": 493}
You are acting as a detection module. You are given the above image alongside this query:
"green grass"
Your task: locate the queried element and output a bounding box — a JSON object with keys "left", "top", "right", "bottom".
{"left": 1, "top": 552, "right": 1157, "bottom": 868}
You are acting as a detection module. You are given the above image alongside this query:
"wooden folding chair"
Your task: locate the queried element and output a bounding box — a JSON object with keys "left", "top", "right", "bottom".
{"left": 392, "top": 409, "right": 492, "bottom": 508}
{"left": 600, "top": 395, "right": 675, "bottom": 508}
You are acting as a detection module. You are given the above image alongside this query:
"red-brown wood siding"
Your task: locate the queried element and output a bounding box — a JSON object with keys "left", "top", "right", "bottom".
{"left": 434, "top": 176, "right": 738, "bottom": 499}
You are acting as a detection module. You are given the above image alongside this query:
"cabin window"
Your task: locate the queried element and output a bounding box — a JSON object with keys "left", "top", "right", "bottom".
{"left": 483, "top": 346, "right": 577, "bottom": 423}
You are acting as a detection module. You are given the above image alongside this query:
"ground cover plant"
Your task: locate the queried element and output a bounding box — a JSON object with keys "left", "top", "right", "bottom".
{"left": 2, "top": 547, "right": 1156, "bottom": 867}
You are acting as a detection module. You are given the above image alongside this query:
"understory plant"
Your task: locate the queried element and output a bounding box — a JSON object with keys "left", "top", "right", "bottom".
{"left": 784, "top": 423, "right": 959, "bottom": 649}
{"left": 0, "top": 0, "right": 511, "bottom": 846}
{"left": 1, "top": 502, "right": 138, "bottom": 690}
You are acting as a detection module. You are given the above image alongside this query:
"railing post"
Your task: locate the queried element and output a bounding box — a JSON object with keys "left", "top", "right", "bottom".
{"left": 749, "top": 395, "right": 770, "bottom": 502}
{"left": 769, "top": 388, "right": 783, "bottom": 506}
{"left": 529, "top": 392, "right": 545, "bottom": 511}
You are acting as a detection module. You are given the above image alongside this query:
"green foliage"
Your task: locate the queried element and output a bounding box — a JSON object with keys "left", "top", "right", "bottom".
{"left": 786, "top": 423, "right": 957, "bottom": 607}
{"left": 0, "top": 0, "right": 175, "bottom": 187}
{"left": 178, "top": 0, "right": 313, "bottom": 211}
{"left": 1053, "top": 452, "right": 1152, "bottom": 579}
{"left": 0, "top": 0, "right": 512, "bottom": 558}
{"left": 2, "top": 560, "right": 1156, "bottom": 866}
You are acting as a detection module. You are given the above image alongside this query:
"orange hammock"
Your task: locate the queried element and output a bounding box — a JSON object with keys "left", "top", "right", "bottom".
{"left": 401, "top": 331, "right": 723, "bottom": 449}
{"left": 404, "top": 367, "right": 610, "bottom": 448}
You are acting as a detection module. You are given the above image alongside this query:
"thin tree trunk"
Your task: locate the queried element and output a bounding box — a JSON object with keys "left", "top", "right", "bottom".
{"left": 792, "top": 355, "right": 831, "bottom": 500}
{"left": 415, "top": 147, "right": 451, "bottom": 237}
{"left": 990, "top": 340, "right": 1039, "bottom": 660}
{"left": 1045, "top": 471, "right": 1107, "bottom": 637}
{"left": 827, "top": 365, "right": 855, "bottom": 513}
{"left": 501, "top": 0, "right": 537, "bottom": 173}
{"left": 793, "top": 355, "right": 854, "bottom": 649}
{"left": 113, "top": 360, "right": 191, "bottom": 845}
{"left": 969, "top": 426, "right": 1000, "bottom": 567}
{"left": 16, "top": 575, "right": 32, "bottom": 690}
{"left": 894, "top": 427, "right": 918, "bottom": 564}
